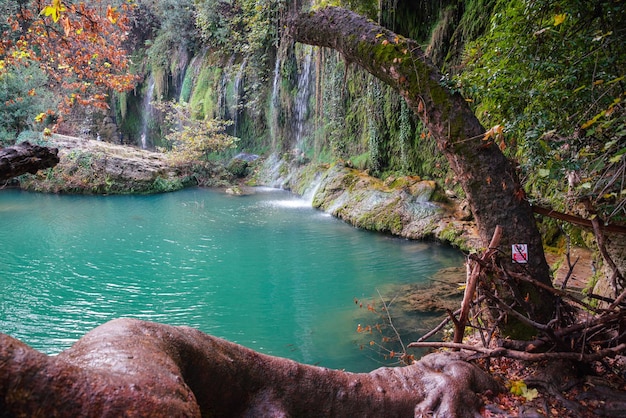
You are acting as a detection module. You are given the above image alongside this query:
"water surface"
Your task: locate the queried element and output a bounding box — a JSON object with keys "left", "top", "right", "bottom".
{"left": 0, "top": 188, "right": 463, "bottom": 372}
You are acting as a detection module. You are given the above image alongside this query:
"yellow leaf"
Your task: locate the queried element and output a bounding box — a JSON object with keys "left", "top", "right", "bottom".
{"left": 40, "top": 0, "right": 67, "bottom": 23}
{"left": 522, "top": 387, "right": 539, "bottom": 401}
{"left": 509, "top": 380, "right": 526, "bottom": 396}
{"left": 554, "top": 13, "right": 566, "bottom": 26}
{"left": 35, "top": 112, "right": 46, "bottom": 123}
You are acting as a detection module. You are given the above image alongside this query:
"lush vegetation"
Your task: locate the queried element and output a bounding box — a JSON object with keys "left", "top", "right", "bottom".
{"left": 155, "top": 100, "right": 238, "bottom": 160}
{"left": 454, "top": 0, "right": 626, "bottom": 223}
{"left": 0, "top": 0, "right": 138, "bottom": 144}
{"left": 2, "top": 0, "right": 624, "bottom": 224}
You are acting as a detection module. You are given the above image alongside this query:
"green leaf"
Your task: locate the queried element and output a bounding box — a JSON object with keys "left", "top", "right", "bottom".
{"left": 609, "top": 148, "right": 626, "bottom": 163}
{"left": 538, "top": 168, "right": 550, "bottom": 178}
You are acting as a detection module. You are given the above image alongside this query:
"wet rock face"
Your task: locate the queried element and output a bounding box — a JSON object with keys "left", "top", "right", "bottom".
{"left": 1, "top": 318, "right": 500, "bottom": 418}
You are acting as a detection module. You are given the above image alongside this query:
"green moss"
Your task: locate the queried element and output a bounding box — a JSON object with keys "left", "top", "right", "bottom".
{"left": 438, "top": 223, "right": 472, "bottom": 252}
{"left": 150, "top": 176, "right": 185, "bottom": 193}
{"left": 189, "top": 65, "right": 219, "bottom": 119}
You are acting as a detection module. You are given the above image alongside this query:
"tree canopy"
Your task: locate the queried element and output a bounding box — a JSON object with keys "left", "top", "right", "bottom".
{"left": 0, "top": 0, "right": 138, "bottom": 128}
{"left": 455, "top": 0, "right": 626, "bottom": 225}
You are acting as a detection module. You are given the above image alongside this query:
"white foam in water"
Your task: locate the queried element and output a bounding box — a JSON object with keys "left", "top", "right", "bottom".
{"left": 269, "top": 198, "right": 311, "bottom": 209}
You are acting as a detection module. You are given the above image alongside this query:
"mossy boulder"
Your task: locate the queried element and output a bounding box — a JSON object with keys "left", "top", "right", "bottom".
{"left": 18, "top": 135, "right": 193, "bottom": 194}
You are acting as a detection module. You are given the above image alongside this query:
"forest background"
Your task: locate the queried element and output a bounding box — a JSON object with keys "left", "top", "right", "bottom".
{"left": 1, "top": 0, "right": 625, "bottom": 415}
{"left": 2, "top": 0, "right": 624, "bottom": 235}
{"left": 1, "top": 0, "right": 625, "bottom": 321}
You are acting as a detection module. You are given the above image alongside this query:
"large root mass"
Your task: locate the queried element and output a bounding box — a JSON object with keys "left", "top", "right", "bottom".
{"left": 1, "top": 318, "right": 500, "bottom": 417}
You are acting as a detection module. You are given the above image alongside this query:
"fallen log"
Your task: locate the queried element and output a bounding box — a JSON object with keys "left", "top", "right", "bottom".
{"left": 0, "top": 318, "right": 501, "bottom": 417}
{"left": 0, "top": 142, "right": 59, "bottom": 181}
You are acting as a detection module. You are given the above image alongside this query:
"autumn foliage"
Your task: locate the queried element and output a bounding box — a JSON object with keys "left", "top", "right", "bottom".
{"left": 1, "top": 0, "right": 138, "bottom": 115}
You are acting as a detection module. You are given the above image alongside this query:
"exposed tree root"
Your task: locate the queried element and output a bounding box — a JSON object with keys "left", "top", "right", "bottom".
{"left": 1, "top": 318, "right": 502, "bottom": 418}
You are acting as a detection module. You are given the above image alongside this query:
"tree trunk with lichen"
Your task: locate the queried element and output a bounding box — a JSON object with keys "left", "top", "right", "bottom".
{"left": 292, "top": 6, "right": 557, "bottom": 334}
{"left": 0, "top": 318, "right": 501, "bottom": 417}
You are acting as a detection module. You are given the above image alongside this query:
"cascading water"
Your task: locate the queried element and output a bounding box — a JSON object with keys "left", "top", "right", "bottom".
{"left": 269, "top": 56, "right": 281, "bottom": 146}
{"left": 293, "top": 46, "right": 314, "bottom": 152}
{"left": 231, "top": 59, "right": 247, "bottom": 137}
{"left": 140, "top": 74, "right": 156, "bottom": 149}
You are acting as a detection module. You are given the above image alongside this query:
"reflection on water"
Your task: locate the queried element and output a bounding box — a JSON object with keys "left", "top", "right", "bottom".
{"left": 0, "top": 188, "right": 463, "bottom": 372}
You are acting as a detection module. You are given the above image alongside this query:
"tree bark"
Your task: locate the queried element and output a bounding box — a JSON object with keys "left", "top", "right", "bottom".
{"left": 0, "top": 142, "right": 59, "bottom": 181}
{"left": 292, "top": 7, "right": 557, "bottom": 329}
{"left": 0, "top": 318, "right": 500, "bottom": 418}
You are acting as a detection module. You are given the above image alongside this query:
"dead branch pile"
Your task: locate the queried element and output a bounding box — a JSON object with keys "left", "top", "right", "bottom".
{"left": 409, "top": 226, "right": 626, "bottom": 364}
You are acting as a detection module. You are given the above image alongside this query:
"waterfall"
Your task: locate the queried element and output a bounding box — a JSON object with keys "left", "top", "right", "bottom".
{"left": 231, "top": 59, "right": 247, "bottom": 137}
{"left": 140, "top": 74, "right": 155, "bottom": 150}
{"left": 271, "top": 56, "right": 281, "bottom": 108}
{"left": 294, "top": 46, "right": 314, "bottom": 152}
{"left": 269, "top": 56, "right": 281, "bottom": 148}
{"left": 302, "top": 174, "right": 322, "bottom": 206}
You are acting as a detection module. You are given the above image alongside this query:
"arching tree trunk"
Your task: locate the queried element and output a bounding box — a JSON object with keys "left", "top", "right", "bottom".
{"left": 292, "top": 7, "right": 557, "bottom": 332}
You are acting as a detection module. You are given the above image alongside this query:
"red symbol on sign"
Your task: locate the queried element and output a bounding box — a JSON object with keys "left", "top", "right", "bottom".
{"left": 512, "top": 244, "right": 528, "bottom": 263}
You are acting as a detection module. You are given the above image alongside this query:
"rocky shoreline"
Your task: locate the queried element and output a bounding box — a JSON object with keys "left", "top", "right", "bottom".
{"left": 252, "top": 153, "right": 482, "bottom": 251}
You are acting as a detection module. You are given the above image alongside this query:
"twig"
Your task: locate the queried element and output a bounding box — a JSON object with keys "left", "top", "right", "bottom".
{"left": 376, "top": 289, "right": 406, "bottom": 355}
{"left": 608, "top": 287, "right": 626, "bottom": 311}
{"left": 591, "top": 215, "right": 624, "bottom": 298}
{"left": 407, "top": 341, "right": 626, "bottom": 362}
{"left": 505, "top": 269, "right": 604, "bottom": 314}
{"left": 560, "top": 254, "right": 579, "bottom": 290}
{"left": 453, "top": 226, "right": 502, "bottom": 344}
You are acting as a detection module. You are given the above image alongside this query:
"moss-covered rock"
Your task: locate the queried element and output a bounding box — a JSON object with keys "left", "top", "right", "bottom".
{"left": 19, "top": 135, "right": 195, "bottom": 194}
{"left": 256, "top": 153, "right": 479, "bottom": 247}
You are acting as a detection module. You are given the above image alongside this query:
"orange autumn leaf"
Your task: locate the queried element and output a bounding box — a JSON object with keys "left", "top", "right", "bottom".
{"left": 483, "top": 124, "right": 504, "bottom": 141}
{"left": 61, "top": 16, "right": 71, "bottom": 36}
{"left": 106, "top": 5, "right": 119, "bottom": 24}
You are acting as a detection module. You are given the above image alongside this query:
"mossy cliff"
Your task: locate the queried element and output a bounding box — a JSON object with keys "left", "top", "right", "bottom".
{"left": 253, "top": 154, "right": 479, "bottom": 250}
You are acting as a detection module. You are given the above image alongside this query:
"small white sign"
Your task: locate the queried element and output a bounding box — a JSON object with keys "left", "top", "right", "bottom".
{"left": 512, "top": 244, "right": 528, "bottom": 263}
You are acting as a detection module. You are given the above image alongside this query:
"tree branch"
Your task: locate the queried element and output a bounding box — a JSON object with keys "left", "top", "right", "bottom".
{"left": 454, "top": 226, "right": 502, "bottom": 344}
{"left": 407, "top": 341, "right": 626, "bottom": 362}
